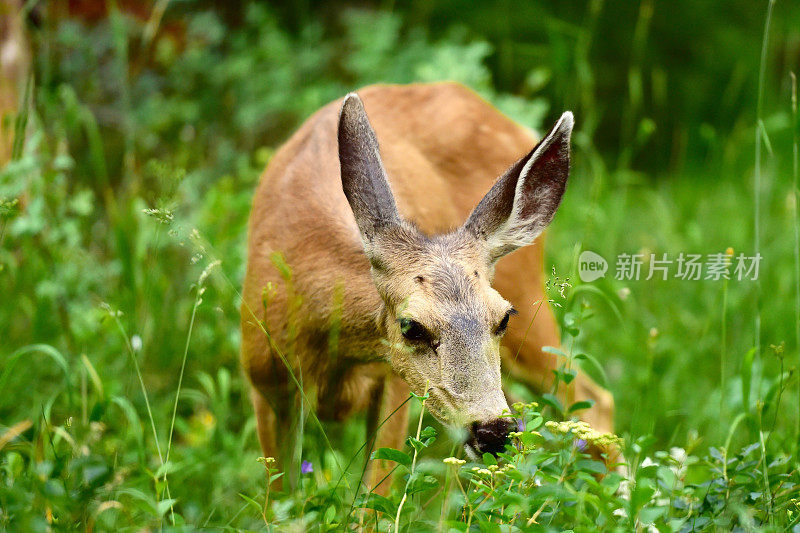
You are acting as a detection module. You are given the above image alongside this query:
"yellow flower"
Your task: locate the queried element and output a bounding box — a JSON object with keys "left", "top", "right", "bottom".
{"left": 545, "top": 418, "right": 622, "bottom": 447}
{"left": 443, "top": 456, "right": 466, "bottom": 466}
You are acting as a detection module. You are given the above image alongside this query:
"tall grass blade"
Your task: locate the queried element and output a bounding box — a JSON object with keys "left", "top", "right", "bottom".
{"left": 791, "top": 71, "right": 800, "bottom": 449}
{"left": 10, "top": 71, "right": 32, "bottom": 162}
{"left": 752, "top": 0, "right": 776, "bottom": 365}
{"left": 0, "top": 344, "right": 69, "bottom": 399}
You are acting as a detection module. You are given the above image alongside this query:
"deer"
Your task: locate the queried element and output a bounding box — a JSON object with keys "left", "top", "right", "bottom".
{"left": 240, "top": 82, "right": 614, "bottom": 491}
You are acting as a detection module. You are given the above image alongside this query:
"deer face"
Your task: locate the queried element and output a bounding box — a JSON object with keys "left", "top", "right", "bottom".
{"left": 338, "top": 94, "right": 572, "bottom": 457}
{"left": 369, "top": 231, "right": 516, "bottom": 456}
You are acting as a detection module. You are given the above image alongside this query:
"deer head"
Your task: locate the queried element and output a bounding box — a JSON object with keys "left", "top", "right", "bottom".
{"left": 338, "top": 93, "right": 572, "bottom": 457}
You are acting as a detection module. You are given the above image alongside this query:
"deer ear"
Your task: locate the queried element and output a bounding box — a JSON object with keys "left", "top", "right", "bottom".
{"left": 464, "top": 112, "right": 573, "bottom": 263}
{"left": 338, "top": 93, "right": 400, "bottom": 243}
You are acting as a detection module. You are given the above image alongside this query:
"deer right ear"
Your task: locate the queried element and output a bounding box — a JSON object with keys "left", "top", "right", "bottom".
{"left": 338, "top": 93, "right": 400, "bottom": 243}
{"left": 464, "top": 111, "right": 573, "bottom": 264}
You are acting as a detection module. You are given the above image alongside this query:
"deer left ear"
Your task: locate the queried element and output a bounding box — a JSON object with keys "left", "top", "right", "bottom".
{"left": 338, "top": 93, "right": 401, "bottom": 244}
{"left": 464, "top": 111, "right": 573, "bottom": 263}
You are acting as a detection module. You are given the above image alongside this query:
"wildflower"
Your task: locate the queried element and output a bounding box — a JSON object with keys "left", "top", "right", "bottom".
{"left": 544, "top": 419, "right": 622, "bottom": 448}
{"left": 508, "top": 431, "right": 522, "bottom": 438}
{"left": 476, "top": 468, "right": 492, "bottom": 476}
{"left": 131, "top": 334, "right": 143, "bottom": 352}
{"left": 443, "top": 457, "right": 466, "bottom": 466}
{"left": 669, "top": 447, "right": 687, "bottom": 463}
{"left": 668, "top": 447, "right": 688, "bottom": 480}
{"left": 574, "top": 438, "right": 588, "bottom": 451}
{"left": 487, "top": 465, "right": 499, "bottom": 472}
{"left": 301, "top": 460, "right": 313, "bottom": 474}
{"left": 257, "top": 456, "right": 276, "bottom": 465}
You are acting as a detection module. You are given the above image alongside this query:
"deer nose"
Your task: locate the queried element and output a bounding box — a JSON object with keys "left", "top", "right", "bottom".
{"left": 467, "top": 418, "right": 516, "bottom": 456}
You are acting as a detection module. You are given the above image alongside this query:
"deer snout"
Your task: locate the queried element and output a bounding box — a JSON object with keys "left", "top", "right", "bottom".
{"left": 466, "top": 418, "right": 516, "bottom": 457}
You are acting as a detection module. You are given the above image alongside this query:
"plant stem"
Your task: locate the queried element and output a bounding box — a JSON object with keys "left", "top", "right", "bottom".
{"left": 758, "top": 406, "right": 774, "bottom": 525}
{"left": 108, "top": 306, "right": 173, "bottom": 519}
{"left": 720, "top": 275, "right": 728, "bottom": 422}
{"left": 753, "top": 0, "right": 775, "bottom": 368}
{"left": 162, "top": 279, "right": 202, "bottom": 523}
{"left": 437, "top": 466, "right": 452, "bottom": 532}
{"left": 790, "top": 71, "right": 800, "bottom": 452}
{"left": 395, "top": 391, "right": 427, "bottom": 532}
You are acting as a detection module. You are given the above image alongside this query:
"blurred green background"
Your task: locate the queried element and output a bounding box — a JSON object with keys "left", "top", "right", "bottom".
{"left": 1, "top": 0, "right": 800, "bottom": 528}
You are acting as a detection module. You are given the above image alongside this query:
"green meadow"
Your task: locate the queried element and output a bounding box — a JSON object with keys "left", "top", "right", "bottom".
{"left": 1, "top": 1, "right": 800, "bottom": 530}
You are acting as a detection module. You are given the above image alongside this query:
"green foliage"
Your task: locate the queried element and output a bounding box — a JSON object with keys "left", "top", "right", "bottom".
{"left": 1, "top": 1, "right": 799, "bottom": 530}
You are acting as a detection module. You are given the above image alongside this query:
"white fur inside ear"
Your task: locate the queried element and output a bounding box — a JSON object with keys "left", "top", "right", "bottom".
{"left": 519, "top": 111, "right": 573, "bottom": 179}
{"left": 483, "top": 111, "right": 573, "bottom": 260}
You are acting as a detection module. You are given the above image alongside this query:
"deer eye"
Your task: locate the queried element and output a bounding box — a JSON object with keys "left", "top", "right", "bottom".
{"left": 494, "top": 308, "right": 517, "bottom": 336}
{"left": 398, "top": 318, "right": 430, "bottom": 343}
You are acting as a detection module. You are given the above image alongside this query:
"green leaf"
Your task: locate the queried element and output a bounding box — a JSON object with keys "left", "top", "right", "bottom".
{"left": 657, "top": 465, "right": 676, "bottom": 488}
{"left": 482, "top": 452, "right": 497, "bottom": 466}
{"left": 540, "top": 393, "right": 564, "bottom": 415}
{"left": 758, "top": 119, "right": 773, "bottom": 155}
{"left": 324, "top": 505, "right": 336, "bottom": 524}
{"left": 631, "top": 482, "right": 656, "bottom": 514}
{"left": 575, "top": 459, "right": 607, "bottom": 474}
{"left": 528, "top": 415, "right": 543, "bottom": 430}
{"left": 0, "top": 344, "right": 70, "bottom": 400}
{"left": 238, "top": 493, "right": 262, "bottom": 513}
{"left": 443, "top": 520, "right": 469, "bottom": 532}
{"left": 371, "top": 447, "right": 412, "bottom": 468}
{"left": 553, "top": 368, "right": 577, "bottom": 385}
{"left": 542, "top": 345, "right": 567, "bottom": 358}
{"left": 420, "top": 426, "right": 437, "bottom": 439}
{"left": 574, "top": 352, "right": 609, "bottom": 389}
{"left": 409, "top": 390, "right": 430, "bottom": 401}
{"left": 568, "top": 399, "right": 595, "bottom": 413}
{"left": 110, "top": 396, "right": 144, "bottom": 448}
{"left": 156, "top": 498, "right": 177, "bottom": 518}
{"left": 568, "top": 284, "right": 624, "bottom": 324}
{"left": 600, "top": 472, "right": 623, "bottom": 495}
{"left": 638, "top": 506, "right": 665, "bottom": 525}
{"left": 407, "top": 472, "right": 438, "bottom": 495}
{"left": 361, "top": 493, "right": 396, "bottom": 516}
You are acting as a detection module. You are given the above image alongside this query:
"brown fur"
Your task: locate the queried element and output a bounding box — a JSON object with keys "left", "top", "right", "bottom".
{"left": 241, "top": 82, "right": 613, "bottom": 491}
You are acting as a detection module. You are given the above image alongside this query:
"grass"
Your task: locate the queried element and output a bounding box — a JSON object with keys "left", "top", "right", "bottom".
{"left": 1, "top": 2, "right": 800, "bottom": 530}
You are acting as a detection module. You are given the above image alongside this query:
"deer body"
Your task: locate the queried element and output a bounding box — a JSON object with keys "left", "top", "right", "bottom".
{"left": 241, "top": 82, "right": 612, "bottom": 489}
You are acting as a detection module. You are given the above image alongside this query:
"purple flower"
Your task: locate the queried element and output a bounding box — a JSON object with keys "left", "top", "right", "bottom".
{"left": 574, "top": 438, "right": 588, "bottom": 452}
{"left": 301, "top": 460, "right": 313, "bottom": 474}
